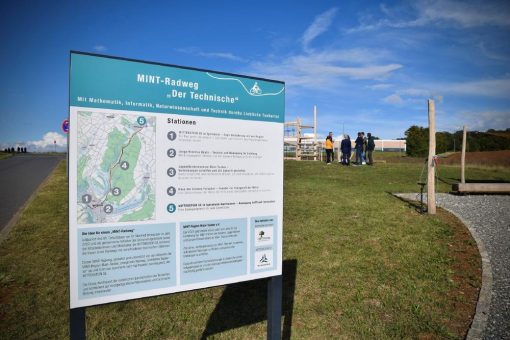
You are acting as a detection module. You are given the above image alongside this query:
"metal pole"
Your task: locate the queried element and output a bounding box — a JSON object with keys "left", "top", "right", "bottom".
{"left": 267, "top": 275, "right": 282, "bottom": 340}
{"left": 70, "top": 307, "right": 86, "bottom": 340}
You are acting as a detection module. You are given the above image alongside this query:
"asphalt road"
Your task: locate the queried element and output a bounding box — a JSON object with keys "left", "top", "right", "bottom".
{"left": 0, "top": 154, "right": 64, "bottom": 231}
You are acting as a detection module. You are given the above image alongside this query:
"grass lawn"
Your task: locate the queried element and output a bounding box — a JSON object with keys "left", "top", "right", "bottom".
{"left": 0, "top": 152, "right": 15, "bottom": 160}
{"left": 1, "top": 160, "right": 509, "bottom": 339}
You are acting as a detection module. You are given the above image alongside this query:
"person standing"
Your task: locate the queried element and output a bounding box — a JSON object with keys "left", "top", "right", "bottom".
{"left": 361, "top": 132, "right": 367, "bottom": 165}
{"left": 325, "top": 132, "right": 334, "bottom": 164}
{"left": 354, "top": 132, "right": 363, "bottom": 165}
{"left": 366, "top": 132, "right": 375, "bottom": 165}
{"left": 340, "top": 135, "right": 351, "bottom": 165}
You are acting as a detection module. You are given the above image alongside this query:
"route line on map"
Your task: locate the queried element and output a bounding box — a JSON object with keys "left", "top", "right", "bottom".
{"left": 100, "top": 124, "right": 144, "bottom": 205}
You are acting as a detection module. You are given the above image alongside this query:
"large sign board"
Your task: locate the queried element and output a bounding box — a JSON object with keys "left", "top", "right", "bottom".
{"left": 69, "top": 52, "right": 284, "bottom": 308}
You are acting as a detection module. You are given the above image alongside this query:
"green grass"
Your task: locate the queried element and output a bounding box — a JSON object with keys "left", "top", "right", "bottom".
{"left": 1, "top": 161, "right": 508, "bottom": 339}
{"left": 0, "top": 152, "right": 14, "bottom": 160}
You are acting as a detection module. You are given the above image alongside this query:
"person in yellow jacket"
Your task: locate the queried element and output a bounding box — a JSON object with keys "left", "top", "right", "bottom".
{"left": 325, "top": 132, "right": 334, "bottom": 164}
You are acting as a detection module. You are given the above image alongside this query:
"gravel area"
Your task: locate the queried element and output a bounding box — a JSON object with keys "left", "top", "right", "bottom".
{"left": 395, "top": 193, "right": 510, "bottom": 340}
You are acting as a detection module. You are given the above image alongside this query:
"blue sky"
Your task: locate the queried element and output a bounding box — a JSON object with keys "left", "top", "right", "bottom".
{"left": 1, "top": 0, "right": 509, "bottom": 151}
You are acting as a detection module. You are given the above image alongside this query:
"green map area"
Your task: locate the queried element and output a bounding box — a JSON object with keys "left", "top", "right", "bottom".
{"left": 77, "top": 111, "right": 156, "bottom": 224}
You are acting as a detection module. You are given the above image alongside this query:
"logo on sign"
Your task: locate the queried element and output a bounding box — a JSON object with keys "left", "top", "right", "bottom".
{"left": 250, "top": 82, "right": 262, "bottom": 95}
{"left": 255, "top": 226, "right": 273, "bottom": 246}
{"left": 255, "top": 249, "right": 273, "bottom": 269}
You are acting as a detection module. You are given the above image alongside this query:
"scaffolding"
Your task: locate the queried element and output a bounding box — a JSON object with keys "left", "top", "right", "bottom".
{"left": 284, "top": 106, "right": 318, "bottom": 160}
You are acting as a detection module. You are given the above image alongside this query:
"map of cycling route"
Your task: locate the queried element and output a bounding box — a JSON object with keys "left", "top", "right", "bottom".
{"left": 77, "top": 111, "right": 156, "bottom": 224}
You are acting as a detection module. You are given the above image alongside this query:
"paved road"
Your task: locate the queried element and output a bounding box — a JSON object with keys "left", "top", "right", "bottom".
{"left": 0, "top": 154, "right": 64, "bottom": 231}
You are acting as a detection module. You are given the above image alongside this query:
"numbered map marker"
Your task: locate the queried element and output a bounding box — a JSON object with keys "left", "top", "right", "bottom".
{"left": 104, "top": 204, "right": 113, "bottom": 214}
{"left": 112, "top": 187, "right": 121, "bottom": 196}
{"left": 167, "top": 203, "right": 176, "bottom": 213}
{"left": 82, "top": 194, "right": 92, "bottom": 204}
{"left": 137, "top": 116, "right": 146, "bottom": 125}
{"left": 120, "top": 161, "right": 129, "bottom": 170}
{"left": 167, "top": 131, "right": 177, "bottom": 141}
{"left": 167, "top": 148, "right": 176, "bottom": 158}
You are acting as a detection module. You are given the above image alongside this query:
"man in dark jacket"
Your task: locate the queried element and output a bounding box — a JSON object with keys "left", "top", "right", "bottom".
{"left": 354, "top": 132, "right": 363, "bottom": 165}
{"left": 340, "top": 135, "right": 352, "bottom": 165}
{"left": 366, "top": 132, "right": 376, "bottom": 165}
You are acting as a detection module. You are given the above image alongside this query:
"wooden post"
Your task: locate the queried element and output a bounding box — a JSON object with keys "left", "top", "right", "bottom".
{"left": 296, "top": 118, "right": 301, "bottom": 161}
{"left": 427, "top": 100, "right": 436, "bottom": 214}
{"left": 461, "top": 125, "right": 467, "bottom": 184}
{"left": 313, "top": 105, "right": 317, "bottom": 161}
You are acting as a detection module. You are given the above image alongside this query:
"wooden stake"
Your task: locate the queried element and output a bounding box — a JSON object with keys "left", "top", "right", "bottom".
{"left": 427, "top": 100, "right": 436, "bottom": 214}
{"left": 314, "top": 105, "right": 317, "bottom": 161}
{"left": 461, "top": 125, "right": 467, "bottom": 184}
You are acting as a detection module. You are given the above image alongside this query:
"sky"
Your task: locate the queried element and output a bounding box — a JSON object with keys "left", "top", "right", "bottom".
{"left": 1, "top": 0, "right": 509, "bottom": 151}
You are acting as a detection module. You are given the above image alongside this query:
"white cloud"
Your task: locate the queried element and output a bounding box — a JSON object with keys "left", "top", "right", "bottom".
{"left": 383, "top": 93, "right": 403, "bottom": 105}
{"left": 383, "top": 87, "right": 431, "bottom": 106}
{"left": 348, "top": 0, "right": 510, "bottom": 33}
{"left": 367, "top": 83, "right": 393, "bottom": 90}
{"left": 248, "top": 50, "right": 402, "bottom": 89}
{"left": 416, "top": 0, "right": 510, "bottom": 28}
{"left": 400, "top": 88, "right": 430, "bottom": 96}
{"left": 302, "top": 8, "right": 338, "bottom": 52}
{"left": 93, "top": 45, "right": 107, "bottom": 52}
{"left": 383, "top": 76, "right": 510, "bottom": 107}
{"left": 445, "top": 78, "right": 510, "bottom": 98}
{"left": 243, "top": 9, "right": 402, "bottom": 90}
{"left": 175, "top": 47, "right": 246, "bottom": 62}
{"left": 198, "top": 52, "right": 246, "bottom": 62}
{"left": 478, "top": 42, "right": 508, "bottom": 61}
{"left": 440, "top": 110, "right": 510, "bottom": 131}
{"left": 26, "top": 132, "right": 67, "bottom": 152}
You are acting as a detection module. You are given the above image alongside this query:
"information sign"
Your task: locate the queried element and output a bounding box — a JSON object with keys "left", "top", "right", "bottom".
{"left": 68, "top": 52, "right": 284, "bottom": 308}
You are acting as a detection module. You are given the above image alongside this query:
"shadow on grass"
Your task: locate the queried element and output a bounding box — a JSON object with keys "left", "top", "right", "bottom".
{"left": 446, "top": 178, "right": 510, "bottom": 184}
{"left": 437, "top": 176, "right": 457, "bottom": 185}
{"left": 200, "top": 259, "right": 297, "bottom": 340}
{"left": 388, "top": 192, "right": 427, "bottom": 214}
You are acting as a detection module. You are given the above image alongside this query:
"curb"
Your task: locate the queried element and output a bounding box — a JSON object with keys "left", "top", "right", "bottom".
{"left": 0, "top": 159, "right": 64, "bottom": 244}
{"left": 438, "top": 206, "right": 492, "bottom": 340}
{"left": 392, "top": 193, "right": 491, "bottom": 340}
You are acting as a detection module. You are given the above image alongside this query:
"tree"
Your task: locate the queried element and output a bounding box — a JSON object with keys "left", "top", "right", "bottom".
{"left": 405, "top": 125, "right": 428, "bottom": 157}
{"left": 404, "top": 125, "right": 510, "bottom": 156}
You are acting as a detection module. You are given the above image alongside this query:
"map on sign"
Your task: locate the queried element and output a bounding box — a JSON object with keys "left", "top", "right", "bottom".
{"left": 77, "top": 111, "right": 156, "bottom": 224}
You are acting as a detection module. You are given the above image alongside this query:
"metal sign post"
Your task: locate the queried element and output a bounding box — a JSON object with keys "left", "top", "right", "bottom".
{"left": 267, "top": 275, "right": 282, "bottom": 339}
{"left": 70, "top": 307, "right": 86, "bottom": 340}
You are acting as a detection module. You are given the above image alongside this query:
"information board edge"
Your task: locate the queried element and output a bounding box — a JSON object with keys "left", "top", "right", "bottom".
{"left": 70, "top": 50, "right": 285, "bottom": 85}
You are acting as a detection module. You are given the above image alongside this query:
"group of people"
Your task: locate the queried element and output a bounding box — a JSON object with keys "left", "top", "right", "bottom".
{"left": 325, "top": 131, "right": 376, "bottom": 166}
{"left": 3, "top": 147, "right": 27, "bottom": 153}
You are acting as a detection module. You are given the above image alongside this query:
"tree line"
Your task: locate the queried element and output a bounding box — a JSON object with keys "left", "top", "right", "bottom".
{"left": 405, "top": 126, "right": 510, "bottom": 157}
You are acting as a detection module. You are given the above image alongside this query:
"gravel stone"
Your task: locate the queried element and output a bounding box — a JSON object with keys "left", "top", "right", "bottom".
{"left": 395, "top": 193, "right": 510, "bottom": 340}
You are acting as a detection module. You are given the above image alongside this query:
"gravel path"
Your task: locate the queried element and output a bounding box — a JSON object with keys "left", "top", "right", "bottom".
{"left": 395, "top": 193, "right": 510, "bottom": 340}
